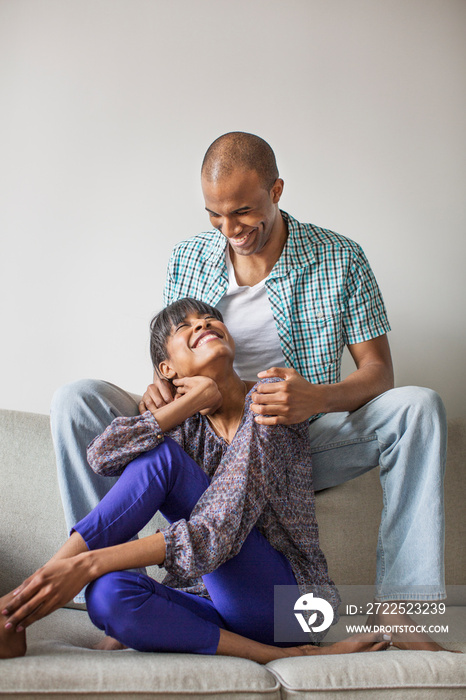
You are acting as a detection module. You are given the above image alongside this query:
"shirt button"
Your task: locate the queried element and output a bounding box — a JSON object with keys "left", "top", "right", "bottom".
{"left": 316, "top": 311, "right": 324, "bottom": 319}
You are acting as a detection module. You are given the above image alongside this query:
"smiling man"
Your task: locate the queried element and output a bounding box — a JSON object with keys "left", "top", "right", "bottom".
{"left": 161, "top": 132, "right": 397, "bottom": 425}
{"left": 51, "top": 132, "right": 447, "bottom": 649}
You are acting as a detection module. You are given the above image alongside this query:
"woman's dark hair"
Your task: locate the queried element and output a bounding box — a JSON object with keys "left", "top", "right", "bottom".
{"left": 150, "top": 298, "right": 224, "bottom": 372}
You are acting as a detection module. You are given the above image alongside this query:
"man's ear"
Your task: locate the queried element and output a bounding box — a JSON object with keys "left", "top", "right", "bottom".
{"left": 159, "top": 360, "right": 177, "bottom": 381}
{"left": 271, "top": 178, "right": 284, "bottom": 204}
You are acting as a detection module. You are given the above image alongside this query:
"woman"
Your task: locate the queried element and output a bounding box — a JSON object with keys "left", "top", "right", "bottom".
{"left": 1, "top": 299, "right": 391, "bottom": 661}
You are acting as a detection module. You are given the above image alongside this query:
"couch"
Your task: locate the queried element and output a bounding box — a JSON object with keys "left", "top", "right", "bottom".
{"left": 0, "top": 407, "right": 465, "bottom": 699}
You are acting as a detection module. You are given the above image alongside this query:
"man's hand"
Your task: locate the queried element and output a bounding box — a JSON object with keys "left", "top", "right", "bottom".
{"left": 172, "top": 376, "right": 223, "bottom": 415}
{"left": 251, "top": 367, "right": 327, "bottom": 425}
{"left": 139, "top": 377, "right": 175, "bottom": 416}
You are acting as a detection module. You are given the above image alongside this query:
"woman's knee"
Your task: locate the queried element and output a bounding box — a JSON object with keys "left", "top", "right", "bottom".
{"left": 85, "top": 571, "right": 135, "bottom": 630}
{"left": 86, "top": 572, "right": 169, "bottom": 651}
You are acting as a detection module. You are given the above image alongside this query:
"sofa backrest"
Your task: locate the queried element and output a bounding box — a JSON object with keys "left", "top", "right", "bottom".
{"left": 1, "top": 409, "right": 464, "bottom": 597}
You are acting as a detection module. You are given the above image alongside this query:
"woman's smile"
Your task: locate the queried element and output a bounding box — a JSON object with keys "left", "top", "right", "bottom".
{"left": 191, "top": 331, "right": 223, "bottom": 349}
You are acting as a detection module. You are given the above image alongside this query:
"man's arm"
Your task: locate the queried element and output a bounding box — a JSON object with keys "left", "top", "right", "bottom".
{"left": 328, "top": 333, "right": 394, "bottom": 411}
{"left": 250, "top": 334, "right": 394, "bottom": 425}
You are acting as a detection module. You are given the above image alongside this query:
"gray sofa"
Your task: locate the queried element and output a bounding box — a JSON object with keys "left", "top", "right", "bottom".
{"left": 1, "top": 407, "right": 465, "bottom": 699}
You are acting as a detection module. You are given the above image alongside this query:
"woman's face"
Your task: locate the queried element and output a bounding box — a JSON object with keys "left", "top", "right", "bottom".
{"left": 159, "top": 311, "right": 235, "bottom": 380}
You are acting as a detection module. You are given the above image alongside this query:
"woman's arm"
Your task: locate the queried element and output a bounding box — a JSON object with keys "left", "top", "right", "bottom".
{"left": 2, "top": 530, "right": 167, "bottom": 632}
{"left": 88, "top": 376, "right": 221, "bottom": 476}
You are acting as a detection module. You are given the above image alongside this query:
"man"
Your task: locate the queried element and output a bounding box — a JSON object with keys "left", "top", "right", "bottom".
{"left": 51, "top": 132, "right": 447, "bottom": 649}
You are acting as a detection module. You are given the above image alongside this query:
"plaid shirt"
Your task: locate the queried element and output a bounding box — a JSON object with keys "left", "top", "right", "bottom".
{"left": 164, "top": 210, "right": 390, "bottom": 392}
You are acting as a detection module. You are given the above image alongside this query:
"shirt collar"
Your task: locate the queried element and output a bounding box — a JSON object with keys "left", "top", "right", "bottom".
{"left": 267, "top": 210, "right": 316, "bottom": 280}
{"left": 205, "top": 209, "right": 316, "bottom": 280}
{"left": 206, "top": 229, "right": 228, "bottom": 265}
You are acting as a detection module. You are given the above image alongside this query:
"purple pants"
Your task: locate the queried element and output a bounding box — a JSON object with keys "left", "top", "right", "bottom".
{"left": 74, "top": 437, "right": 299, "bottom": 654}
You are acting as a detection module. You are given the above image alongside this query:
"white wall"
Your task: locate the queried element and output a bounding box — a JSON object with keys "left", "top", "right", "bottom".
{"left": 1, "top": 0, "right": 465, "bottom": 418}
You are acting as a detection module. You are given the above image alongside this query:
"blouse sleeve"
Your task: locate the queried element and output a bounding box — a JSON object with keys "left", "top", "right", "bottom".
{"left": 161, "top": 411, "right": 310, "bottom": 580}
{"left": 87, "top": 411, "right": 165, "bottom": 476}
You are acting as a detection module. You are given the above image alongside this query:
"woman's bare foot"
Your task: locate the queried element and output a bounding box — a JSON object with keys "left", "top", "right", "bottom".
{"left": 0, "top": 595, "right": 27, "bottom": 659}
{"left": 216, "top": 628, "right": 391, "bottom": 663}
{"left": 294, "top": 632, "right": 391, "bottom": 656}
{"left": 94, "top": 636, "right": 127, "bottom": 651}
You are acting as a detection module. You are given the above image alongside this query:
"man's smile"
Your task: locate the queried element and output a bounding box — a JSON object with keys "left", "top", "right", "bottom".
{"left": 230, "top": 228, "right": 257, "bottom": 248}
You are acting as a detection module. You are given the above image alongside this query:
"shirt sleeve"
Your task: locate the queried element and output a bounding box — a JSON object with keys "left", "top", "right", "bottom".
{"left": 161, "top": 412, "right": 310, "bottom": 580}
{"left": 86, "top": 412, "right": 165, "bottom": 477}
{"left": 163, "top": 255, "right": 175, "bottom": 307}
{"left": 342, "top": 244, "right": 391, "bottom": 344}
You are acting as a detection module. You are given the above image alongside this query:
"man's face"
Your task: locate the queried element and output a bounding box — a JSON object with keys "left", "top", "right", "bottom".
{"left": 201, "top": 169, "right": 283, "bottom": 257}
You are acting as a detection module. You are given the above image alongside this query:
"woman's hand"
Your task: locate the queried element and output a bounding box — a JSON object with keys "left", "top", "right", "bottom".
{"left": 147, "top": 376, "right": 222, "bottom": 434}
{"left": 173, "top": 376, "right": 222, "bottom": 415}
{"left": 1, "top": 555, "right": 92, "bottom": 631}
{"left": 139, "top": 376, "right": 222, "bottom": 420}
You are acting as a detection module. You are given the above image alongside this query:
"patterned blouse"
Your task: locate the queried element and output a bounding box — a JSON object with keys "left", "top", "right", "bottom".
{"left": 87, "top": 379, "right": 340, "bottom": 618}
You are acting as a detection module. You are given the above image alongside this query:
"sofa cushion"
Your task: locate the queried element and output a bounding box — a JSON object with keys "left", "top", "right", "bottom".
{"left": 2, "top": 608, "right": 465, "bottom": 700}
{"left": 0, "top": 609, "right": 281, "bottom": 700}
{"left": 267, "top": 643, "right": 466, "bottom": 700}
{"left": 266, "top": 607, "right": 466, "bottom": 699}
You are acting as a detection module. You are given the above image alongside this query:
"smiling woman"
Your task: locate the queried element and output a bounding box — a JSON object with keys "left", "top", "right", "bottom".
{"left": 0, "top": 299, "right": 392, "bottom": 662}
{"left": 149, "top": 298, "right": 225, "bottom": 369}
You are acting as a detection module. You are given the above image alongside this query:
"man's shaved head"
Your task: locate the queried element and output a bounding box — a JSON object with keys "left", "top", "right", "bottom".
{"left": 201, "top": 132, "right": 279, "bottom": 191}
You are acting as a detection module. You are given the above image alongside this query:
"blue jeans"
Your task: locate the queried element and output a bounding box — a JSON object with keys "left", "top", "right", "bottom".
{"left": 74, "top": 438, "right": 298, "bottom": 653}
{"left": 51, "top": 380, "right": 447, "bottom": 602}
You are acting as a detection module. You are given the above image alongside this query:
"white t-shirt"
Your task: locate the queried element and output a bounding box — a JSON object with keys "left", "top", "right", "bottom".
{"left": 216, "top": 249, "right": 286, "bottom": 381}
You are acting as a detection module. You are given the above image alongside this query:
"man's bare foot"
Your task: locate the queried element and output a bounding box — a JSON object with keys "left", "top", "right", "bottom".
{"left": 366, "top": 607, "right": 459, "bottom": 652}
{"left": 94, "top": 636, "right": 127, "bottom": 651}
{"left": 0, "top": 595, "right": 27, "bottom": 659}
